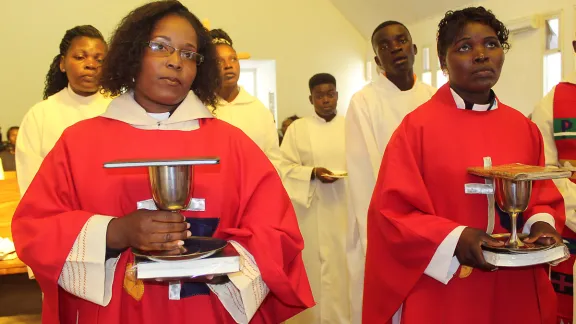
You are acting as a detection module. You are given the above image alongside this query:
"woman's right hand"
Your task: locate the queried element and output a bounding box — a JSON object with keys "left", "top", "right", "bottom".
{"left": 106, "top": 210, "right": 191, "bottom": 255}
{"left": 454, "top": 227, "right": 503, "bottom": 271}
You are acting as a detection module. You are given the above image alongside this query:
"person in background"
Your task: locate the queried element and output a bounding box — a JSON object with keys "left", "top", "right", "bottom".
{"left": 208, "top": 28, "right": 284, "bottom": 174}
{"left": 363, "top": 7, "right": 564, "bottom": 323}
{"left": 16, "top": 25, "right": 110, "bottom": 195}
{"left": 531, "top": 37, "right": 576, "bottom": 324}
{"left": 344, "top": 20, "right": 436, "bottom": 322}
{"left": 11, "top": 1, "right": 313, "bottom": 323}
{"left": 279, "top": 115, "right": 300, "bottom": 145}
{"left": 0, "top": 126, "right": 19, "bottom": 171}
{"left": 282, "top": 73, "right": 350, "bottom": 323}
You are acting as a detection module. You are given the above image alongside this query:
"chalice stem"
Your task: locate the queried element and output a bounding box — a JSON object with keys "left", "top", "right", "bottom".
{"left": 507, "top": 212, "right": 519, "bottom": 248}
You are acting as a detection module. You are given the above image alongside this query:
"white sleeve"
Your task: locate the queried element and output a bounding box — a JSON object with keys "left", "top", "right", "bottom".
{"left": 523, "top": 213, "right": 556, "bottom": 233}
{"left": 345, "top": 96, "right": 382, "bottom": 255}
{"left": 532, "top": 89, "right": 576, "bottom": 233}
{"left": 424, "top": 226, "right": 465, "bottom": 284}
{"left": 259, "top": 110, "right": 286, "bottom": 180}
{"left": 15, "top": 109, "right": 45, "bottom": 196}
{"left": 279, "top": 122, "right": 315, "bottom": 208}
{"left": 58, "top": 215, "right": 120, "bottom": 306}
{"left": 208, "top": 241, "right": 269, "bottom": 324}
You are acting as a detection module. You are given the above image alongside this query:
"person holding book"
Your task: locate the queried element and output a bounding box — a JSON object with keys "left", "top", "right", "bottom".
{"left": 363, "top": 7, "right": 565, "bottom": 323}
{"left": 11, "top": 1, "right": 314, "bottom": 323}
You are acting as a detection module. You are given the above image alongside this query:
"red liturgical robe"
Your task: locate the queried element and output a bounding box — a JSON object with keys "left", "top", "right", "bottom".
{"left": 12, "top": 95, "right": 314, "bottom": 324}
{"left": 363, "top": 84, "right": 565, "bottom": 324}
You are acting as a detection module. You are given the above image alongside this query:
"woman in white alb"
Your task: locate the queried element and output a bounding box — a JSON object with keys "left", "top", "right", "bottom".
{"left": 17, "top": 25, "right": 111, "bottom": 195}
{"left": 208, "top": 28, "right": 283, "bottom": 174}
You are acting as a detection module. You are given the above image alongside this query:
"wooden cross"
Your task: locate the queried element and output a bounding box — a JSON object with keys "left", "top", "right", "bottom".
{"left": 202, "top": 19, "right": 251, "bottom": 60}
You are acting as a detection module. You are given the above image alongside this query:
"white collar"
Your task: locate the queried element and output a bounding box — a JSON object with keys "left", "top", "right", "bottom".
{"left": 311, "top": 113, "right": 338, "bottom": 123}
{"left": 215, "top": 87, "right": 255, "bottom": 106}
{"left": 450, "top": 87, "right": 498, "bottom": 111}
{"left": 101, "top": 91, "right": 214, "bottom": 126}
{"left": 373, "top": 73, "right": 420, "bottom": 93}
{"left": 63, "top": 85, "right": 104, "bottom": 105}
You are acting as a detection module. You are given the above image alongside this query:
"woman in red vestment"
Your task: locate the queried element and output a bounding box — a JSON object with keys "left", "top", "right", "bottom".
{"left": 11, "top": 1, "right": 313, "bottom": 323}
{"left": 363, "top": 7, "right": 565, "bottom": 324}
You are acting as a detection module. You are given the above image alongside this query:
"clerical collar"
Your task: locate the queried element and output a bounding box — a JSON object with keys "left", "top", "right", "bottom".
{"left": 450, "top": 87, "right": 498, "bottom": 111}
{"left": 147, "top": 112, "right": 171, "bottom": 121}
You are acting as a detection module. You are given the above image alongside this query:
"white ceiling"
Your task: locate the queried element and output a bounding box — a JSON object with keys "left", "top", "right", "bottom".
{"left": 328, "top": 0, "right": 475, "bottom": 39}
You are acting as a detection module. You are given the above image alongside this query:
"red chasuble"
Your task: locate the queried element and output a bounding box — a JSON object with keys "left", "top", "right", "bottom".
{"left": 12, "top": 117, "right": 314, "bottom": 324}
{"left": 363, "top": 84, "right": 565, "bottom": 324}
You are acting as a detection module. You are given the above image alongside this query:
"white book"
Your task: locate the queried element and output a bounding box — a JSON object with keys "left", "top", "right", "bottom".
{"left": 482, "top": 244, "right": 569, "bottom": 267}
{"left": 136, "top": 249, "right": 241, "bottom": 280}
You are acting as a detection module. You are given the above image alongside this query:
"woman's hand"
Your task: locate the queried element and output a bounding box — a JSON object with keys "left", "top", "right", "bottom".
{"left": 106, "top": 210, "right": 191, "bottom": 255}
{"left": 454, "top": 227, "right": 503, "bottom": 271}
{"left": 523, "top": 221, "right": 561, "bottom": 247}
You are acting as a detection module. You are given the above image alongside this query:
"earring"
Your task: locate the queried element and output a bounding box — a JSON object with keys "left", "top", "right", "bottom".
{"left": 442, "top": 69, "right": 449, "bottom": 76}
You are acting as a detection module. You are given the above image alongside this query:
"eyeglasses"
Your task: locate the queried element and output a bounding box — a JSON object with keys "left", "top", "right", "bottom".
{"left": 146, "top": 41, "right": 204, "bottom": 65}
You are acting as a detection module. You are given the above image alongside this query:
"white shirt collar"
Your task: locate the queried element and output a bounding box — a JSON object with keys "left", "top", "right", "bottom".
{"left": 215, "top": 87, "right": 255, "bottom": 106}
{"left": 312, "top": 114, "right": 327, "bottom": 123}
{"left": 373, "top": 73, "right": 421, "bottom": 93}
{"left": 63, "top": 85, "right": 105, "bottom": 106}
{"left": 101, "top": 91, "right": 214, "bottom": 126}
{"left": 450, "top": 87, "right": 499, "bottom": 111}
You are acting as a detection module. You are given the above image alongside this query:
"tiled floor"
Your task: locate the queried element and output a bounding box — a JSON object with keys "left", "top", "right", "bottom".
{"left": 0, "top": 274, "right": 42, "bottom": 323}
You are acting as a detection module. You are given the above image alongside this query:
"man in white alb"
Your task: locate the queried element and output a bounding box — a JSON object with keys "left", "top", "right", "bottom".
{"left": 345, "top": 20, "right": 436, "bottom": 323}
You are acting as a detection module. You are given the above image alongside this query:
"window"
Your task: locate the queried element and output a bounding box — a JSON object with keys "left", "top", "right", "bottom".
{"left": 543, "top": 17, "right": 562, "bottom": 95}
{"left": 421, "top": 47, "right": 432, "bottom": 86}
{"left": 436, "top": 59, "right": 448, "bottom": 87}
{"left": 238, "top": 69, "right": 257, "bottom": 96}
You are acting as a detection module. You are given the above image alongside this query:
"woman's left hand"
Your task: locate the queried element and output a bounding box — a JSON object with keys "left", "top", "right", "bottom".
{"left": 523, "top": 221, "right": 562, "bottom": 246}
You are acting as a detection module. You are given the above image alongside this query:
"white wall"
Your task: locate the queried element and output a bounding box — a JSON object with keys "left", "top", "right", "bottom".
{"left": 406, "top": 0, "right": 576, "bottom": 115}
{"left": 0, "top": 0, "right": 367, "bottom": 132}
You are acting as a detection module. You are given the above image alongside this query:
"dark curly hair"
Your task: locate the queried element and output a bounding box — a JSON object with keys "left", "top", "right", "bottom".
{"left": 209, "top": 29, "right": 234, "bottom": 47}
{"left": 437, "top": 6, "right": 510, "bottom": 69}
{"left": 43, "top": 25, "right": 106, "bottom": 100}
{"left": 100, "top": 0, "right": 220, "bottom": 107}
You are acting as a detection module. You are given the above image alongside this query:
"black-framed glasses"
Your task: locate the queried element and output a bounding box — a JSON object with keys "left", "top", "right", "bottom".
{"left": 146, "top": 41, "right": 204, "bottom": 65}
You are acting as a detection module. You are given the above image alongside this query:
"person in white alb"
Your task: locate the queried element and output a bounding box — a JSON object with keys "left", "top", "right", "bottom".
{"left": 15, "top": 24, "right": 110, "bottom": 280}
{"left": 17, "top": 25, "right": 111, "bottom": 196}
{"left": 282, "top": 73, "right": 350, "bottom": 324}
{"left": 345, "top": 20, "right": 436, "bottom": 323}
{"left": 208, "top": 28, "right": 283, "bottom": 174}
